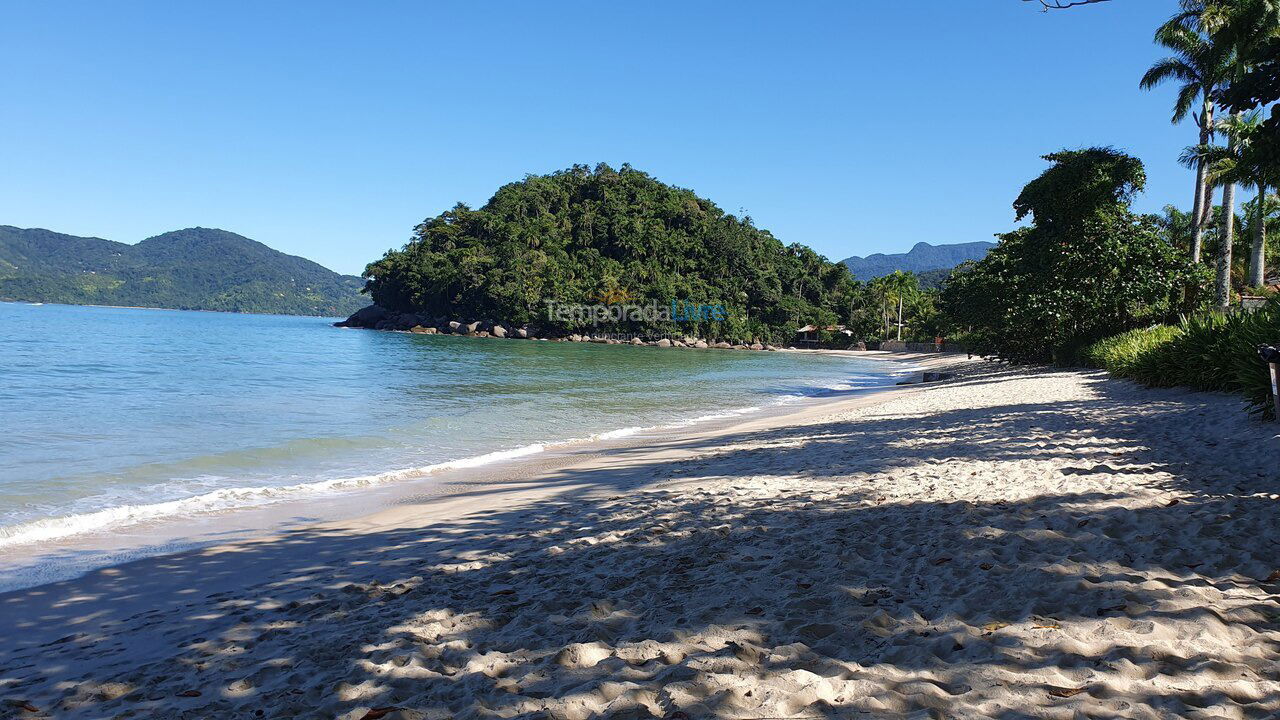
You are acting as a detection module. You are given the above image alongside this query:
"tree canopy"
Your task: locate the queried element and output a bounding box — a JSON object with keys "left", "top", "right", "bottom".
{"left": 941, "top": 149, "right": 1198, "bottom": 363}
{"left": 362, "top": 164, "right": 859, "bottom": 343}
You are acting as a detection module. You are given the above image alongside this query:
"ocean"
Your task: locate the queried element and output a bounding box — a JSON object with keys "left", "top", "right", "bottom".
{"left": 0, "top": 302, "right": 903, "bottom": 589}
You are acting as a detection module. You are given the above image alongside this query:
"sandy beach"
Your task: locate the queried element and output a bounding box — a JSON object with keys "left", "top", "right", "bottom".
{"left": 2, "top": 356, "right": 1278, "bottom": 719}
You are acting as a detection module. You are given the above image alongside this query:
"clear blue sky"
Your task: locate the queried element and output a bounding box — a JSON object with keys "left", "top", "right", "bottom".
{"left": 0, "top": 1, "right": 1236, "bottom": 276}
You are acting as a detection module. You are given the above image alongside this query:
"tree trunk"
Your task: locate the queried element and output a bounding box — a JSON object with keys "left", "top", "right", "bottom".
{"left": 896, "top": 295, "right": 903, "bottom": 341}
{"left": 1217, "top": 180, "right": 1237, "bottom": 308}
{"left": 1190, "top": 99, "right": 1214, "bottom": 263}
{"left": 1250, "top": 187, "right": 1267, "bottom": 288}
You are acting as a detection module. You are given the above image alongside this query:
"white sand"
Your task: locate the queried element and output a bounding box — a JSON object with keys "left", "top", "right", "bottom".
{"left": 2, "top": 359, "right": 1278, "bottom": 719}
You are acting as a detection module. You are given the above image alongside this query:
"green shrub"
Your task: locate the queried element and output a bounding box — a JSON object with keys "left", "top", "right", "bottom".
{"left": 1081, "top": 325, "right": 1183, "bottom": 377}
{"left": 1083, "top": 300, "right": 1280, "bottom": 419}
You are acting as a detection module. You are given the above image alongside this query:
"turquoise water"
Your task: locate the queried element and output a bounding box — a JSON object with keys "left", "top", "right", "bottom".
{"left": 0, "top": 302, "right": 897, "bottom": 565}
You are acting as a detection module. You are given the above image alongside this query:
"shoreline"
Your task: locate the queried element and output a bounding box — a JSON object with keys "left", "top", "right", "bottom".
{"left": 0, "top": 298, "right": 349, "bottom": 319}
{"left": 0, "top": 350, "right": 945, "bottom": 594}
{"left": 6, "top": 355, "right": 1267, "bottom": 718}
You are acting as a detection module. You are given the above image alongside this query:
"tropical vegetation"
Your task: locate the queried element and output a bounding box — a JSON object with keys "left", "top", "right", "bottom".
{"left": 363, "top": 164, "right": 865, "bottom": 344}
{"left": 940, "top": 0, "right": 1280, "bottom": 417}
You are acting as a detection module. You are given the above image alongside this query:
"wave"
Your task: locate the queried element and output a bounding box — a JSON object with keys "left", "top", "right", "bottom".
{"left": 0, "top": 371, "right": 903, "bottom": 549}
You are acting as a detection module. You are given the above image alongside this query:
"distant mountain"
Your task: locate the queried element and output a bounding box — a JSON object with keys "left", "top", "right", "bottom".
{"left": 0, "top": 226, "right": 365, "bottom": 316}
{"left": 841, "top": 241, "right": 995, "bottom": 281}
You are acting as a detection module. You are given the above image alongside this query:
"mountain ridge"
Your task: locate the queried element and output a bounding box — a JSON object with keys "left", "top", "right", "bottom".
{"left": 0, "top": 226, "right": 365, "bottom": 316}
{"left": 841, "top": 241, "right": 994, "bottom": 281}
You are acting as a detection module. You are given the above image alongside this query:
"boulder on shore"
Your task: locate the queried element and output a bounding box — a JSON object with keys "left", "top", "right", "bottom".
{"left": 448, "top": 321, "right": 462, "bottom": 332}
{"left": 334, "top": 305, "right": 389, "bottom": 328}
{"left": 492, "top": 325, "right": 507, "bottom": 338}
{"left": 630, "top": 337, "right": 644, "bottom": 345}
{"left": 749, "top": 343, "right": 764, "bottom": 351}
{"left": 694, "top": 340, "right": 709, "bottom": 349}
{"left": 409, "top": 326, "right": 437, "bottom": 334}
{"left": 713, "top": 341, "right": 732, "bottom": 349}
{"left": 515, "top": 327, "right": 529, "bottom": 339}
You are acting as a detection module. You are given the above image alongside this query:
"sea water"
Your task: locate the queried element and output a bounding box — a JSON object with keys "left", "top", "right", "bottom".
{"left": 0, "top": 302, "right": 901, "bottom": 589}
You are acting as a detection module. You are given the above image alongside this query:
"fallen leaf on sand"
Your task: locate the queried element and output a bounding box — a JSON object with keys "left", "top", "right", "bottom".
{"left": 1165, "top": 498, "right": 1180, "bottom": 507}
{"left": 176, "top": 690, "right": 201, "bottom": 698}
{"left": 745, "top": 606, "right": 764, "bottom": 615}
{"left": 360, "top": 708, "right": 401, "bottom": 720}
{"left": 933, "top": 556, "right": 952, "bottom": 566}
{"left": 981, "top": 621, "right": 1009, "bottom": 632}
{"left": 9, "top": 701, "right": 39, "bottom": 713}
{"left": 1047, "top": 686, "right": 1089, "bottom": 698}
{"left": 1077, "top": 519, "right": 1089, "bottom": 527}
{"left": 1033, "top": 622, "right": 1062, "bottom": 630}
{"left": 796, "top": 581, "right": 812, "bottom": 589}
{"left": 1265, "top": 569, "right": 1280, "bottom": 582}
{"left": 979, "top": 562, "right": 993, "bottom": 571}
{"left": 1096, "top": 604, "right": 1126, "bottom": 616}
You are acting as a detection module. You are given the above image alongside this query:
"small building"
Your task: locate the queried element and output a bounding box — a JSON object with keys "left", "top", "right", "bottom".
{"left": 795, "top": 324, "right": 853, "bottom": 346}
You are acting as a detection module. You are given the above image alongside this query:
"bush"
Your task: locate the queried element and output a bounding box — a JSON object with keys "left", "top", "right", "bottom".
{"left": 1080, "top": 325, "right": 1183, "bottom": 376}
{"left": 1082, "top": 300, "right": 1280, "bottom": 419}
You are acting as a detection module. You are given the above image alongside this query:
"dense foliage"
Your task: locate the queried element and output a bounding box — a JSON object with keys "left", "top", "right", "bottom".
{"left": 1081, "top": 300, "right": 1280, "bottom": 419}
{"left": 363, "top": 164, "right": 859, "bottom": 343}
{"left": 0, "top": 226, "right": 365, "bottom": 316}
{"left": 940, "top": 149, "right": 1198, "bottom": 364}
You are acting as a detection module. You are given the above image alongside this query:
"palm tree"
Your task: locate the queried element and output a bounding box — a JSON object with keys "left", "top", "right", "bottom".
{"left": 1242, "top": 192, "right": 1278, "bottom": 287}
{"left": 881, "top": 271, "right": 918, "bottom": 342}
{"left": 1180, "top": 111, "right": 1270, "bottom": 301}
{"left": 1156, "top": 204, "right": 1195, "bottom": 254}
{"left": 1140, "top": 2, "right": 1234, "bottom": 264}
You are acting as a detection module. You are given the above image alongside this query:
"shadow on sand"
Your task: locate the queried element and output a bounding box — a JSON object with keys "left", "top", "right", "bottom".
{"left": 1, "top": 367, "right": 1277, "bottom": 719}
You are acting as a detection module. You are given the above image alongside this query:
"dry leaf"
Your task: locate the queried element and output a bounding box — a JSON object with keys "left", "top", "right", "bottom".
{"left": 1077, "top": 519, "right": 1089, "bottom": 527}
{"left": 176, "top": 690, "right": 201, "bottom": 698}
{"left": 360, "top": 708, "right": 401, "bottom": 720}
{"left": 933, "top": 556, "right": 952, "bottom": 566}
{"left": 1165, "top": 498, "right": 1180, "bottom": 507}
{"left": 11, "top": 702, "right": 39, "bottom": 713}
{"left": 1265, "top": 570, "right": 1280, "bottom": 582}
{"left": 745, "top": 606, "right": 764, "bottom": 615}
{"left": 1033, "top": 623, "right": 1062, "bottom": 630}
{"left": 981, "top": 621, "right": 1009, "bottom": 632}
{"left": 979, "top": 562, "right": 993, "bottom": 571}
{"left": 1047, "top": 685, "right": 1089, "bottom": 698}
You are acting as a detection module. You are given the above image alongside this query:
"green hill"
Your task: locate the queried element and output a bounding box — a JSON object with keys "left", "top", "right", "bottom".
{"left": 361, "top": 163, "right": 857, "bottom": 343}
{"left": 0, "top": 226, "right": 365, "bottom": 316}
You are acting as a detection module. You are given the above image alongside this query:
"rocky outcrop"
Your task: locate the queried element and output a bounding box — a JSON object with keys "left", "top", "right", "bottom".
{"left": 337, "top": 306, "right": 781, "bottom": 353}
{"left": 334, "top": 305, "right": 390, "bottom": 328}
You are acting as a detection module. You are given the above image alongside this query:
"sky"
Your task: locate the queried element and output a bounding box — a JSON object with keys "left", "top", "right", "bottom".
{"left": 0, "top": 1, "right": 1239, "bottom": 276}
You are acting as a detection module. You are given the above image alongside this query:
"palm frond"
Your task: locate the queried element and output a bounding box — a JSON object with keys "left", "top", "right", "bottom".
{"left": 1172, "top": 81, "right": 1203, "bottom": 123}
{"left": 1140, "top": 57, "right": 1197, "bottom": 90}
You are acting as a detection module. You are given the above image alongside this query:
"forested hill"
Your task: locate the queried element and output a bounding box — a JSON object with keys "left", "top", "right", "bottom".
{"left": 362, "top": 163, "right": 858, "bottom": 343}
{"left": 0, "top": 226, "right": 365, "bottom": 316}
{"left": 841, "top": 241, "right": 994, "bottom": 281}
